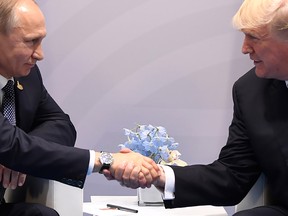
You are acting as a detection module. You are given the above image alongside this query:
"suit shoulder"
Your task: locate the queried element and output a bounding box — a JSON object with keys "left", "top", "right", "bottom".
{"left": 234, "top": 67, "right": 272, "bottom": 90}
{"left": 235, "top": 67, "right": 258, "bottom": 86}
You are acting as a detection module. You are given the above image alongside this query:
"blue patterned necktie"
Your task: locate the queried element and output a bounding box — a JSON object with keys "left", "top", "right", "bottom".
{"left": 1, "top": 80, "right": 16, "bottom": 125}
{"left": 0, "top": 80, "right": 16, "bottom": 202}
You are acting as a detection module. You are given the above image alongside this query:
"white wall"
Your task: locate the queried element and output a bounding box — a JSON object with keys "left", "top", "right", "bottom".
{"left": 36, "top": 0, "right": 253, "bottom": 201}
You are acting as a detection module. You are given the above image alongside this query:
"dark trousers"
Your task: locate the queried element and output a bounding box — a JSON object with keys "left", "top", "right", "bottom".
{"left": 233, "top": 206, "right": 288, "bottom": 216}
{"left": 0, "top": 202, "right": 59, "bottom": 216}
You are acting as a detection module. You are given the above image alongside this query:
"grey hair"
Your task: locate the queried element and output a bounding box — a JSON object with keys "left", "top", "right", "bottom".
{"left": 232, "top": 0, "right": 288, "bottom": 40}
{"left": 0, "top": 0, "right": 38, "bottom": 34}
{"left": 0, "top": 0, "right": 20, "bottom": 34}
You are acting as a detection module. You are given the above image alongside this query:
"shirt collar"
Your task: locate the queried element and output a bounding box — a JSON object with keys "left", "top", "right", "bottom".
{"left": 0, "top": 75, "right": 14, "bottom": 90}
{"left": 286, "top": 80, "right": 288, "bottom": 88}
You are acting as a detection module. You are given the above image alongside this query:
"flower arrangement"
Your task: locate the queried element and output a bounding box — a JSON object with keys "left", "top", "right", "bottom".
{"left": 119, "top": 124, "right": 187, "bottom": 166}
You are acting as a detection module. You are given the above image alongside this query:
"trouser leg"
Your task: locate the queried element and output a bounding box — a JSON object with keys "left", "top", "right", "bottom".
{"left": 0, "top": 202, "right": 59, "bottom": 216}
{"left": 233, "top": 206, "right": 288, "bottom": 216}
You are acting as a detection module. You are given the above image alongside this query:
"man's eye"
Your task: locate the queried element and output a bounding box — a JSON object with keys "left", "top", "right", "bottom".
{"left": 247, "top": 34, "right": 259, "bottom": 40}
{"left": 26, "top": 39, "right": 39, "bottom": 45}
{"left": 31, "top": 39, "right": 39, "bottom": 44}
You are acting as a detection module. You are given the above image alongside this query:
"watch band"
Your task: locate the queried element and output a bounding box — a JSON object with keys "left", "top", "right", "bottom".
{"left": 99, "top": 163, "right": 110, "bottom": 174}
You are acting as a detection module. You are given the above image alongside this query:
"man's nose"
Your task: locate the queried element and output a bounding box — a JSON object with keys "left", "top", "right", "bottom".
{"left": 33, "top": 44, "right": 44, "bottom": 61}
{"left": 241, "top": 37, "right": 253, "bottom": 54}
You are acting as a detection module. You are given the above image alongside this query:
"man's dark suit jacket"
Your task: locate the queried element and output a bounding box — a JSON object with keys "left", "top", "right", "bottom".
{"left": 164, "top": 67, "right": 288, "bottom": 210}
{"left": 0, "top": 65, "right": 89, "bottom": 190}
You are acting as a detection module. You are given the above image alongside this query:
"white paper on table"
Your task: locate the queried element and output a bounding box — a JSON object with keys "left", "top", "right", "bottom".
{"left": 83, "top": 202, "right": 135, "bottom": 216}
{"left": 84, "top": 196, "right": 228, "bottom": 216}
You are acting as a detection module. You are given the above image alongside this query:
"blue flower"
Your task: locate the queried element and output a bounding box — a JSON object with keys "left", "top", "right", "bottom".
{"left": 119, "top": 124, "right": 183, "bottom": 164}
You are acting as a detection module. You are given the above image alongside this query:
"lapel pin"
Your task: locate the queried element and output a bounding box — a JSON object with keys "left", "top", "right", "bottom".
{"left": 17, "top": 81, "right": 23, "bottom": 90}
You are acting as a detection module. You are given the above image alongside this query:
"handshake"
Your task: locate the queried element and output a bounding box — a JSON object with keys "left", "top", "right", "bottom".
{"left": 93, "top": 149, "right": 166, "bottom": 190}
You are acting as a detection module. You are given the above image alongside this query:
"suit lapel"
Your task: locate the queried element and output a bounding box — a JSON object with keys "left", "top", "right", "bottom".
{"left": 14, "top": 78, "right": 32, "bottom": 132}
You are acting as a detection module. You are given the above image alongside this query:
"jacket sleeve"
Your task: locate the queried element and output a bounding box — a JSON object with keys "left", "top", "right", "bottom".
{"left": 164, "top": 81, "right": 261, "bottom": 208}
{"left": 0, "top": 65, "right": 87, "bottom": 188}
{"left": 0, "top": 116, "right": 89, "bottom": 188}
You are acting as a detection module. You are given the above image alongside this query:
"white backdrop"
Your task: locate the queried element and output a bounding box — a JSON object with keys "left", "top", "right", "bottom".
{"left": 36, "top": 0, "right": 252, "bottom": 202}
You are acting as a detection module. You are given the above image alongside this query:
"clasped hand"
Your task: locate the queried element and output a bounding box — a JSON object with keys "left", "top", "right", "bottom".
{"left": 0, "top": 165, "right": 26, "bottom": 189}
{"left": 102, "top": 149, "right": 161, "bottom": 189}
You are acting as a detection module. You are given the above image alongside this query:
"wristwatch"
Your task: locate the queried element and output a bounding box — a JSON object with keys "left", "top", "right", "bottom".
{"left": 99, "top": 152, "right": 114, "bottom": 174}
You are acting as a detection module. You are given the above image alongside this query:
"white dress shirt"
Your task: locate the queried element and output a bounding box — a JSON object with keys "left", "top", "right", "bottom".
{"left": 159, "top": 165, "right": 176, "bottom": 200}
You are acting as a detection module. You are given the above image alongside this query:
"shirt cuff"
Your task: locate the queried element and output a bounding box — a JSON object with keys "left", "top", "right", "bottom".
{"left": 87, "top": 150, "right": 95, "bottom": 175}
{"left": 159, "top": 165, "right": 175, "bottom": 200}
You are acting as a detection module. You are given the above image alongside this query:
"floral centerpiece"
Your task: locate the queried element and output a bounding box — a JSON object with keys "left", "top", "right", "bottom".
{"left": 119, "top": 124, "right": 187, "bottom": 166}
{"left": 119, "top": 124, "right": 187, "bottom": 206}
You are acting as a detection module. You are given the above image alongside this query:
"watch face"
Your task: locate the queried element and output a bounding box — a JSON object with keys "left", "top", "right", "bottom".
{"left": 100, "top": 152, "right": 113, "bottom": 164}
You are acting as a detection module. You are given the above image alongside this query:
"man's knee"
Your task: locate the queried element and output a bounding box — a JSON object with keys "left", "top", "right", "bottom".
{"left": 32, "top": 203, "right": 59, "bottom": 216}
{"left": 233, "top": 206, "right": 288, "bottom": 216}
{"left": 233, "top": 210, "right": 251, "bottom": 216}
{"left": 0, "top": 203, "right": 59, "bottom": 216}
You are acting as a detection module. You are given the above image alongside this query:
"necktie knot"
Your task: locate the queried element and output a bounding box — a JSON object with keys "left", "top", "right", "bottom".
{"left": 2, "top": 80, "right": 14, "bottom": 98}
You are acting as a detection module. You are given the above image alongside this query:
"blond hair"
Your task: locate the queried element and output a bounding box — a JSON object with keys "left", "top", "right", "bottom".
{"left": 233, "top": 0, "right": 288, "bottom": 39}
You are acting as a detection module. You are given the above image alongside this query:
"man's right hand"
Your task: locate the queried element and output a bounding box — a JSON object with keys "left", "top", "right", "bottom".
{"left": 98, "top": 149, "right": 160, "bottom": 189}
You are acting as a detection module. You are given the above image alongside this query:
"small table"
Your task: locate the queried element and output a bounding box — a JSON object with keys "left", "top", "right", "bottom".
{"left": 83, "top": 196, "right": 228, "bottom": 216}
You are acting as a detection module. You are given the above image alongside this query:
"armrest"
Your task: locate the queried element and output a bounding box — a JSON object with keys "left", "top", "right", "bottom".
{"left": 4, "top": 176, "right": 83, "bottom": 216}
{"left": 236, "top": 174, "right": 270, "bottom": 212}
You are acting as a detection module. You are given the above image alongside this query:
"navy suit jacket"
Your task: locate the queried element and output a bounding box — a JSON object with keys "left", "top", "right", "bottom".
{"left": 165, "top": 67, "right": 288, "bottom": 209}
{"left": 0, "top": 65, "right": 89, "bottom": 189}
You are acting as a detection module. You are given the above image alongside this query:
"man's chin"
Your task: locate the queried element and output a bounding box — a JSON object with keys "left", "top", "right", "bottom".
{"left": 255, "top": 68, "right": 268, "bottom": 79}
{"left": 14, "top": 70, "right": 32, "bottom": 78}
